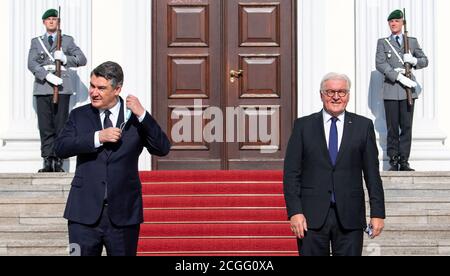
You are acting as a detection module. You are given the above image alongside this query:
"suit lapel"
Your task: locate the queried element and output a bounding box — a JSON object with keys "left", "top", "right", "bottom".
{"left": 88, "top": 105, "right": 110, "bottom": 159}
{"left": 49, "top": 40, "right": 57, "bottom": 52}
{"left": 106, "top": 98, "right": 126, "bottom": 160}
{"left": 116, "top": 97, "right": 125, "bottom": 128}
{"left": 389, "top": 36, "right": 404, "bottom": 54}
{"left": 42, "top": 35, "right": 52, "bottom": 51}
{"left": 316, "top": 111, "right": 333, "bottom": 167}
{"left": 89, "top": 105, "right": 103, "bottom": 131}
{"left": 335, "top": 112, "right": 355, "bottom": 166}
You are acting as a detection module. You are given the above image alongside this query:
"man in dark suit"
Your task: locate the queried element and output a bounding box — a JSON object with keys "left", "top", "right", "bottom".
{"left": 55, "top": 61, "right": 171, "bottom": 256}
{"left": 283, "top": 73, "right": 385, "bottom": 256}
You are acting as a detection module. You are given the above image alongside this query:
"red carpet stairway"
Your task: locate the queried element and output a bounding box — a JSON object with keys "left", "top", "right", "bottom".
{"left": 138, "top": 171, "right": 298, "bottom": 256}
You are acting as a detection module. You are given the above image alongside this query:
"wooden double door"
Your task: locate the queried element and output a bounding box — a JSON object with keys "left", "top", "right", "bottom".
{"left": 152, "top": 0, "right": 296, "bottom": 170}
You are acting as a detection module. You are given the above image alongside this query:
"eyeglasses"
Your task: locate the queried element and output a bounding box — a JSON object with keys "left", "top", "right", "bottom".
{"left": 321, "top": 89, "right": 349, "bottom": 98}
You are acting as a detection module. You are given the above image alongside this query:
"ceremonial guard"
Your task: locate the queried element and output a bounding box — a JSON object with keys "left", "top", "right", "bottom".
{"left": 28, "top": 9, "right": 87, "bottom": 172}
{"left": 376, "top": 9, "right": 428, "bottom": 171}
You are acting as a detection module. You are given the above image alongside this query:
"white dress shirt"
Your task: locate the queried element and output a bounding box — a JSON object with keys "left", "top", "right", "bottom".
{"left": 94, "top": 98, "right": 147, "bottom": 148}
{"left": 46, "top": 32, "right": 56, "bottom": 42}
{"left": 391, "top": 33, "right": 403, "bottom": 46}
{"left": 323, "top": 109, "right": 345, "bottom": 151}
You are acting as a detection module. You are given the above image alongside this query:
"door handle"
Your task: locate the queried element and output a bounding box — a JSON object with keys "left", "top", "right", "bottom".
{"left": 230, "top": 69, "right": 244, "bottom": 83}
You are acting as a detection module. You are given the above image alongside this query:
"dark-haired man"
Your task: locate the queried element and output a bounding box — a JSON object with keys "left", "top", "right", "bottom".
{"left": 55, "top": 61, "right": 171, "bottom": 256}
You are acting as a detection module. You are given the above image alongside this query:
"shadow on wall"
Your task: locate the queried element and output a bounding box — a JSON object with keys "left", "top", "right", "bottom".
{"left": 368, "top": 70, "right": 388, "bottom": 170}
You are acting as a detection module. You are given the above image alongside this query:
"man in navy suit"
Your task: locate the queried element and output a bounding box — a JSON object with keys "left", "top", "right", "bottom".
{"left": 283, "top": 73, "right": 385, "bottom": 256}
{"left": 55, "top": 61, "right": 171, "bottom": 256}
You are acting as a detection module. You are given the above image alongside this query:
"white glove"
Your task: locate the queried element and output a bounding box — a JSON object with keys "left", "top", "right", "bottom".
{"left": 397, "top": 74, "right": 417, "bottom": 88}
{"left": 54, "top": 50, "right": 67, "bottom": 65}
{"left": 404, "top": 53, "right": 418, "bottom": 66}
{"left": 394, "top": 68, "right": 406, "bottom": 75}
{"left": 46, "top": 73, "right": 63, "bottom": 86}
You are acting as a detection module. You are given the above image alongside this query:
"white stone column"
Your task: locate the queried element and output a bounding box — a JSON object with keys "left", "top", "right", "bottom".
{"left": 0, "top": 0, "right": 92, "bottom": 173}
{"left": 92, "top": 0, "right": 152, "bottom": 170}
{"left": 298, "top": 0, "right": 356, "bottom": 117}
{"left": 355, "top": 0, "right": 450, "bottom": 170}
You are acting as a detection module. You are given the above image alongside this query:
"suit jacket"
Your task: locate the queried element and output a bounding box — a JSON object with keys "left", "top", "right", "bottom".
{"left": 376, "top": 35, "right": 428, "bottom": 100}
{"left": 55, "top": 99, "right": 171, "bottom": 226}
{"left": 28, "top": 34, "right": 87, "bottom": 95}
{"left": 283, "top": 111, "right": 385, "bottom": 230}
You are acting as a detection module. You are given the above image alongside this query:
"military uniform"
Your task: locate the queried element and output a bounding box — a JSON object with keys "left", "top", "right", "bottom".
{"left": 376, "top": 10, "right": 429, "bottom": 171}
{"left": 27, "top": 9, "right": 87, "bottom": 172}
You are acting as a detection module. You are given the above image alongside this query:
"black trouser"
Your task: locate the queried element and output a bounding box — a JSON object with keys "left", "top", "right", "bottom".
{"left": 297, "top": 206, "right": 364, "bottom": 256}
{"left": 384, "top": 100, "right": 415, "bottom": 159}
{"left": 68, "top": 205, "right": 141, "bottom": 256}
{"left": 35, "top": 95, "right": 71, "bottom": 158}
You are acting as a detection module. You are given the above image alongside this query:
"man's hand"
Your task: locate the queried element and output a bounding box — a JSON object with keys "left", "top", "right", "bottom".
{"left": 397, "top": 74, "right": 417, "bottom": 88}
{"left": 45, "top": 73, "right": 63, "bottom": 86}
{"left": 126, "top": 95, "right": 146, "bottom": 118}
{"left": 369, "top": 218, "right": 384, "bottom": 239}
{"left": 404, "top": 53, "right": 418, "bottom": 66}
{"left": 99, "top": 128, "right": 122, "bottom": 144}
{"left": 54, "top": 50, "right": 68, "bottom": 65}
{"left": 290, "top": 214, "right": 308, "bottom": 239}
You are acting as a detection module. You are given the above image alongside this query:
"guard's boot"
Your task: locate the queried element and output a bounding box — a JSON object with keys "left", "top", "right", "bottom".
{"left": 388, "top": 155, "right": 400, "bottom": 171}
{"left": 399, "top": 157, "right": 415, "bottom": 171}
{"left": 53, "top": 158, "right": 65, "bottom": 173}
{"left": 38, "top": 157, "right": 54, "bottom": 173}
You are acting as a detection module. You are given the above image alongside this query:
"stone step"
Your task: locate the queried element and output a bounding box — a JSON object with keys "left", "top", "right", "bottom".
{"left": 0, "top": 174, "right": 72, "bottom": 186}
{"left": 0, "top": 233, "right": 448, "bottom": 256}
{"left": 0, "top": 197, "right": 66, "bottom": 204}
{"left": 0, "top": 225, "right": 66, "bottom": 232}
{"left": 0, "top": 232, "right": 68, "bottom": 242}
{"left": 362, "top": 246, "right": 446, "bottom": 256}
{"left": 2, "top": 173, "right": 450, "bottom": 186}
{"left": 0, "top": 203, "right": 64, "bottom": 218}
{"left": 379, "top": 209, "right": 450, "bottom": 224}
{"left": 0, "top": 184, "right": 70, "bottom": 192}
{"left": 381, "top": 182, "right": 450, "bottom": 190}
{"left": 2, "top": 247, "right": 68, "bottom": 256}
{"left": 0, "top": 238, "right": 67, "bottom": 248}
{"left": 19, "top": 217, "right": 66, "bottom": 225}
{"left": 383, "top": 190, "right": 450, "bottom": 197}
{"left": 0, "top": 238, "right": 68, "bottom": 256}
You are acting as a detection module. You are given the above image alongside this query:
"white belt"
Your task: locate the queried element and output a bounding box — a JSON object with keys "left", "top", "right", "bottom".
{"left": 43, "top": 65, "right": 67, "bottom": 72}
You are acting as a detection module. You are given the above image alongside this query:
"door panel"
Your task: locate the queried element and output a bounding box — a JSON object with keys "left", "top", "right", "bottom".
{"left": 152, "top": 0, "right": 296, "bottom": 170}
{"left": 153, "top": 0, "right": 223, "bottom": 170}
{"left": 225, "top": 0, "right": 295, "bottom": 170}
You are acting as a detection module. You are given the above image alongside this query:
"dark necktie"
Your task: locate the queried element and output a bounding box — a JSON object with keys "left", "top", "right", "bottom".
{"left": 329, "top": 117, "right": 338, "bottom": 166}
{"left": 329, "top": 117, "right": 338, "bottom": 204}
{"left": 104, "top": 110, "right": 113, "bottom": 129}
{"left": 103, "top": 110, "right": 113, "bottom": 201}
{"left": 48, "top": 35, "right": 54, "bottom": 47}
{"left": 395, "top": 35, "right": 401, "bottom": 48}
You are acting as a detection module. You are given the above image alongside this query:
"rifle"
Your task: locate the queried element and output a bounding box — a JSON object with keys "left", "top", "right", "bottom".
{"left": 403, "top": 8, "right": 414, "bottom": 107}
{"left": 53, "top": 6, "right": 62, "bottom": 104}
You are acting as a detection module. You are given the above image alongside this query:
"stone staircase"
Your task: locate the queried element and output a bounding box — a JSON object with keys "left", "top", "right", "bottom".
{"left": 0, "top": 174, "right": 70, "bottom": 256}
{"left": 1, "top": 172, "right": 450, "bottom": 256}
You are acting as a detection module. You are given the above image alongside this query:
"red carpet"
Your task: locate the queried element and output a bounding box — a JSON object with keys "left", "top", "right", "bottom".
{"left": 138, "top": 171, "right": 298, "bottom": 256}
